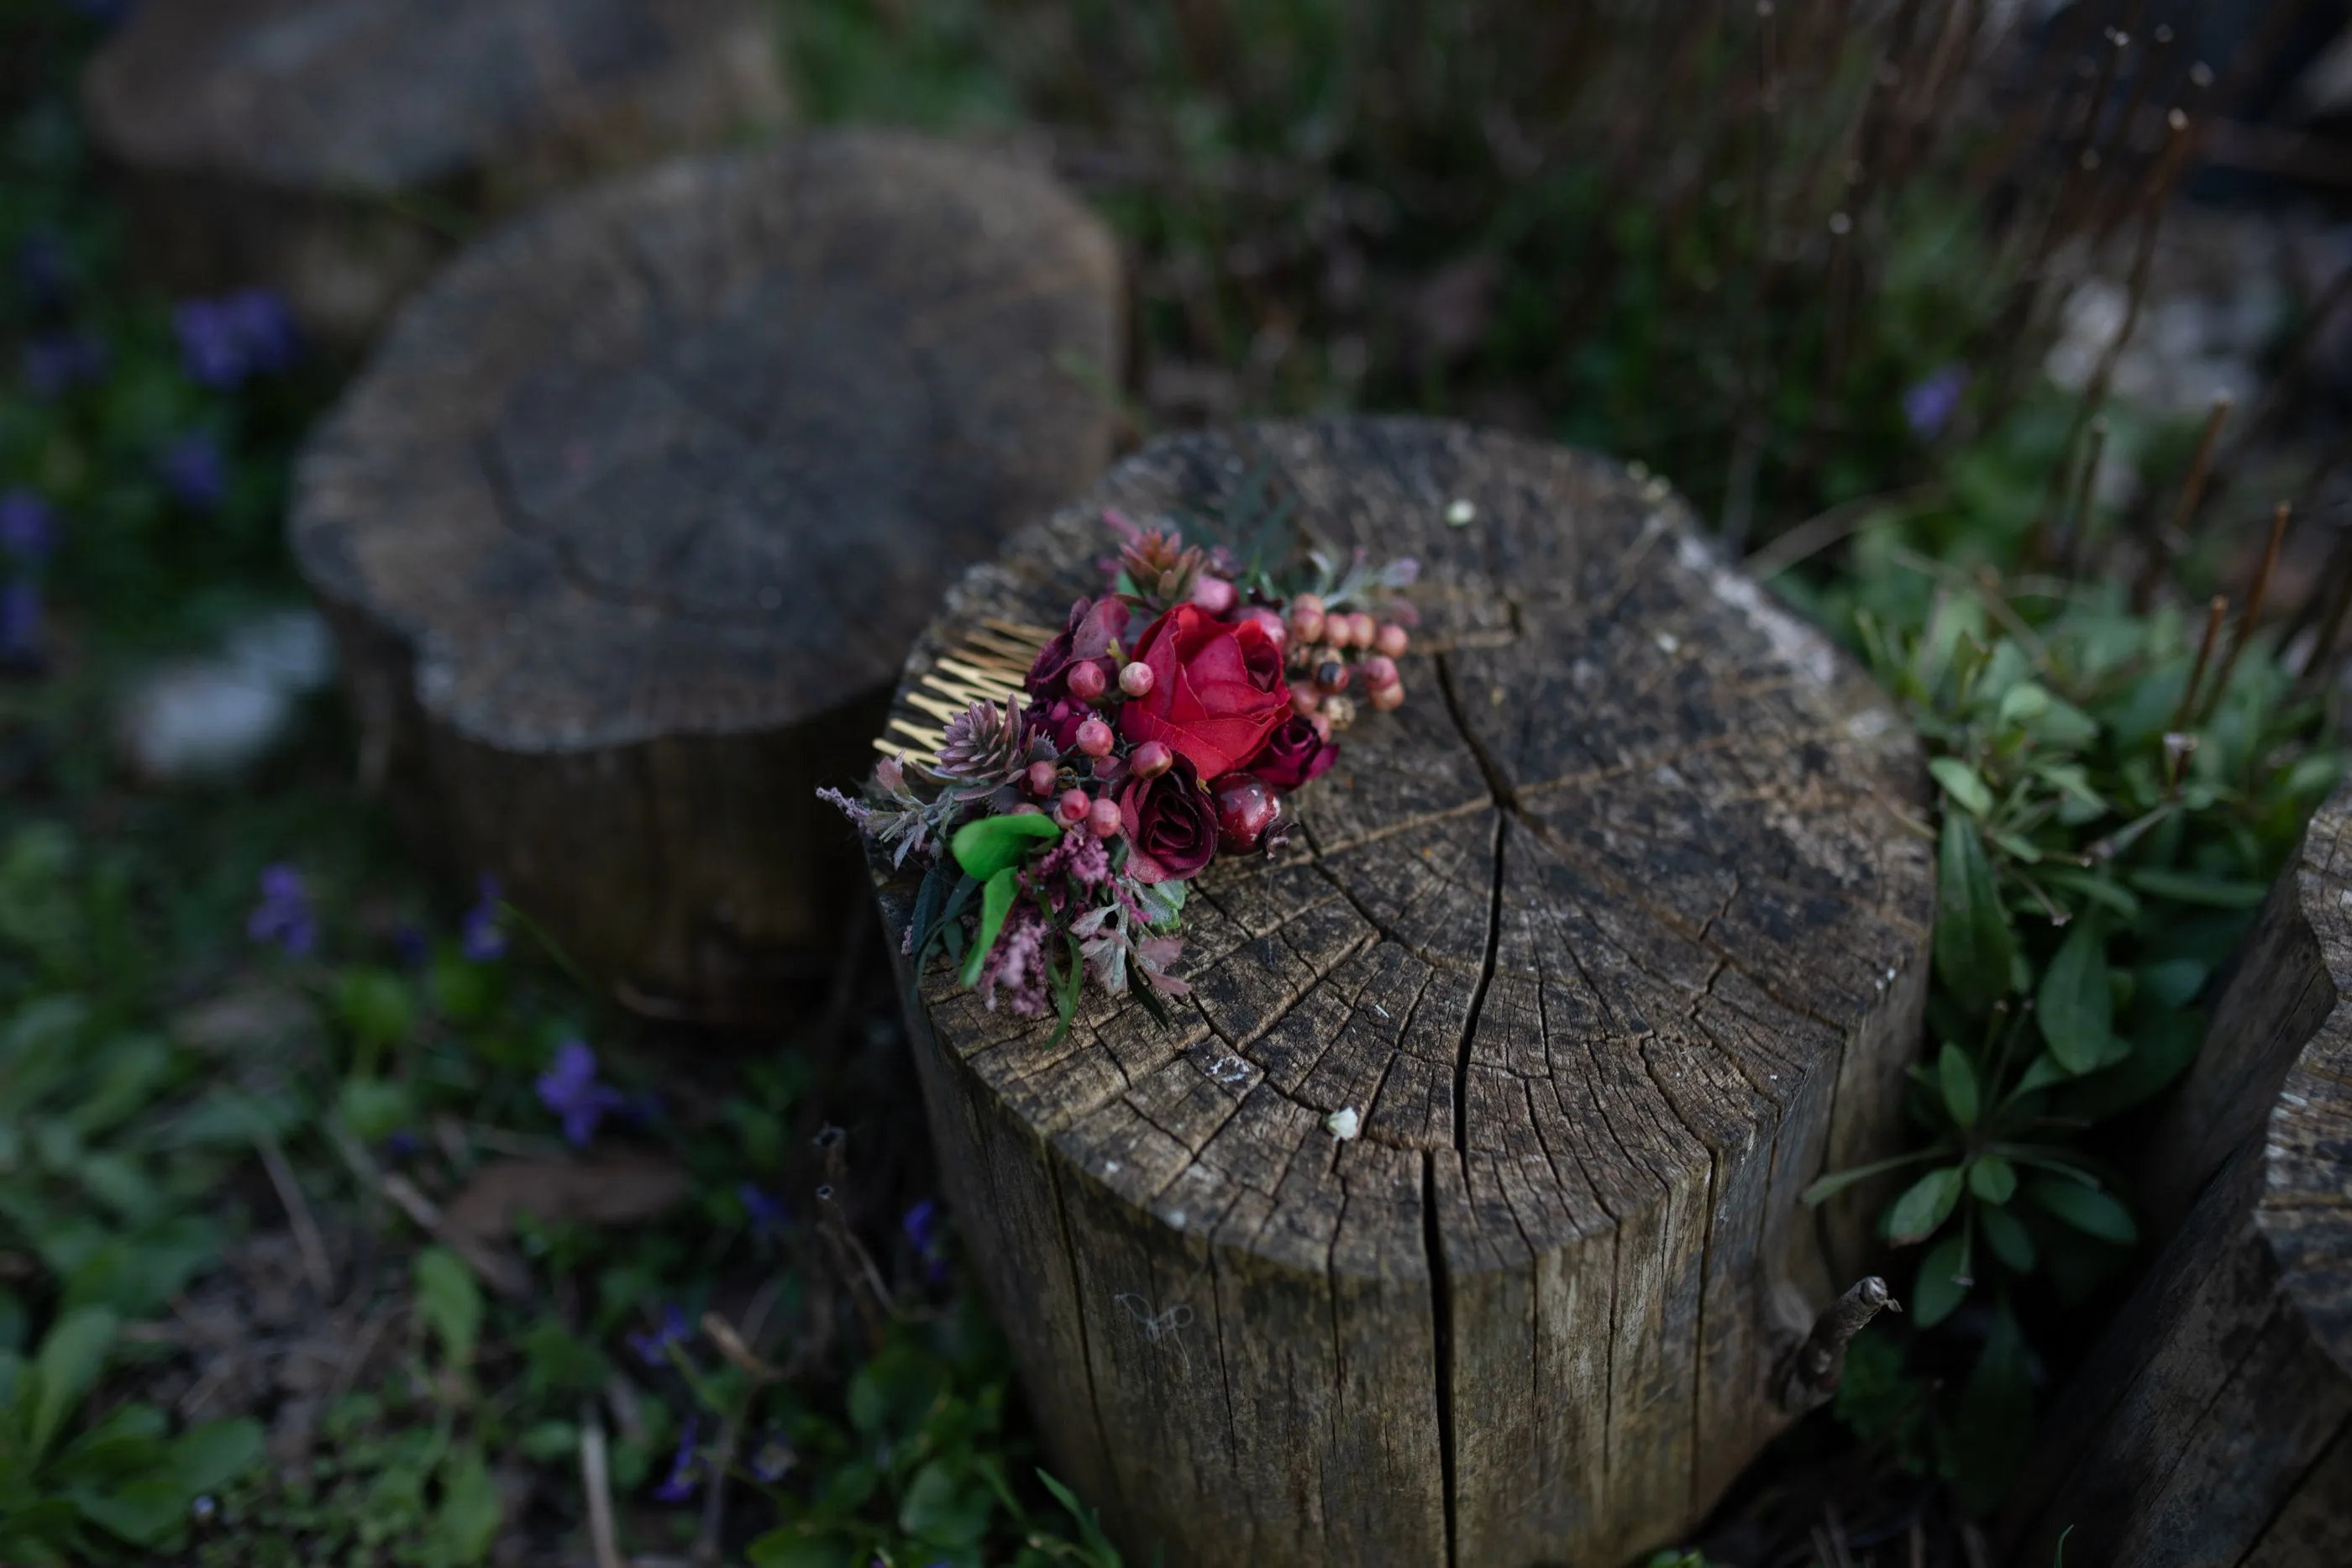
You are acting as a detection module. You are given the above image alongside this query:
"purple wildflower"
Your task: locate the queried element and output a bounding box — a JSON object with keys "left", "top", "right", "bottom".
{"left": 535, "top": 1041, "right": 627, "bottom": 1146}
{"left": 392, "top": 922, "right": 429, "bottom": 968}
{"left": 739, "top": 1183, "right": 789, "bottom": 1240}
{"left": 652, "top": 1414, "right": 701, "bottom": 1504}
{"left": 459, "top": 875, "right": 507, "bottom": 961}
{"left": 0, "top": 491, "right": 54, "bottom": 564}
{"left": 902, "top": 1199, "right": 949, "bottom": 1284}
{"left": 748, "top": 1432, "right": 793, "bottom": 1484}
{"left": 174, "top": 289, "right": 298, "bottom": 389}
{"left": 247, "top": 864, "right": 318, "bottom": 957}
{"left": 0, "top": 579, "right": 41, "bottom": 668}
{"left": 24, "top": 331, "right": 107, "bottom": 397}
{"left": 381, "top": 1129, "right": 421, "bottom": 1164}
{"left": 626, "top": 1305, "right": 691, "bottom": 1368}
{"left": 158, "top": 433, "right": 228, "bottom": 511}
{"left": 1903, "top": 364, "right": 1968, "bottom": 441}
{"left": 1033, "top": 830, "right": 1110, "bottom": 894}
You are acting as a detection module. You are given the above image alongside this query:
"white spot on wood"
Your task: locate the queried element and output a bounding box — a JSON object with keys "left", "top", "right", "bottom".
{"left": 1446, "top": 498, "right": 1476, "bottom": 527}
{"left": 1104, "top": 1161, "right": 1121, "bottom": 1175}
{"left": 1326, "top": 1107, "right": 1362, "bottom": 1141}
{"left": 1674, "top": 532, "right": 1838, "bottom": 689}
{"left": 1846, "top": 708, "right": 1896, "bottom": 739}
{"left": 1372, "top": 1002, "right": 1391, "bottom": 1019}
{"left": 1655, "top": 632, "right": 1681, "bottom": 654}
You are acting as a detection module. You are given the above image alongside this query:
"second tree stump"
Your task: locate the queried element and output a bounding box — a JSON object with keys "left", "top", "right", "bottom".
{"left": 881, "top": 420, "right": 1934, "bottom": 1566}
{"left": 293, "top": 133, "right": 1121, "bottom": 1015}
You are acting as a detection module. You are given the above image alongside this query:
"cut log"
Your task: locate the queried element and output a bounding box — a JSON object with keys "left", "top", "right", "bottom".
{"left": 291, "top": 132, "right": 1122, "bottom": 1016}
{"left": 81, "top": 0, "right": 788, "bottom": 340}
{"left": 879, "top": 420, "right": 1935, "bottom": 1567}
{"left": 2003, "top": 780, "right": 2352, "bottom": 1568}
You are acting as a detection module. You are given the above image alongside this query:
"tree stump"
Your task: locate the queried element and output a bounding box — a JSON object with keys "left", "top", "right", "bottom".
{"left": 81, "top": 0, "right": 788, "bottom": 340}
{"left": 291, "top": 132, "right": 1122, "bottom": 1015}
{"left": 2004, "top": 780, "right": 2352, "bottom": 1568}
{"left": 881, "top": 420, "right": 1935, "bottom": 1567}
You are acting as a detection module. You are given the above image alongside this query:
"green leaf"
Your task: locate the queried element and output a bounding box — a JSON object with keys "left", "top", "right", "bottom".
{"left": 1934, "top": 814, "right": 2015, "bottom": 1012}
{"left": 2137, "top": 958, "right": 2208, "bottom": 1011}
{"left": 748, "top": 1529, "right": 857, "bottom": 1568}
{"left": 2036, "top": 920, "right": 2113, "bottom": 1074}
{"left": 1887, "top": 1167, "right": 1964, "bottom": 1245}
{"left": 1913, "top": 1233, "right": 1970, "bottom": 1327}
{"left": 1981, "top": 1204, "right": 2036, "bottom": 1272}
{"left": 2030, "top": 1177, "right": 2137, "bottom": 1244}
{"left": 74, "top": 1476, "right": 189, "bottom": 1548}
{"left": 333, "top": 968, "right": 415, "bottom": 1052}
{"left": 949, "top": 814, "right": 1063, "bottom": 882}
{"left": 900, "top": 1460, "right": 994, "bottom": 1546}
{"left": 338, "top": 1077, "right": 412, "bottom": 1144}
{"left": 169, "top": 1417, "right": 263, "bottom": 1494}
{"left": 1950, "top": 1300, "right": 2033, "bottom": 1513}
{"left": 438, "top": 1445, "right": 502, "bottom": 1564}
{"left": 1929, "top": 758, "right": 1993, "bottom": 818}
{"left": 1967, "top": 1154, "right": 2017, "bottom": 1205}
{"left": 2061, "top": 1010, "right": 2205, "bottom": 1120}
{"left": 29, "top": 1306, "right": 118, "bottom": 1457}
{"left": 959, "top": 867, "right": 1022, "bottom": 989}
{"left": 1800, "top": 1147, "right": 1946, "bottom": 1205}
{"left": 412, "top": 1247, "right": 483, "bottom": 1364}
{"left": 1938, "top": 1044, "right": 1980, "bottom": 1129}
{"left": 2124, "top": 868, "right": 2271, "bottom": 909}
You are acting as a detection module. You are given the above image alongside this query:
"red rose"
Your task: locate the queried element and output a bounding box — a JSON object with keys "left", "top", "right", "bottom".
{"left": 1247, "top": 714, "right": 1339, "bottom": 790}
{"left": 1118, "top": 756, "right": 1218, "bottom": 883}
{"left": 1116, "top": 605, "right": 1291, "bottom": 779}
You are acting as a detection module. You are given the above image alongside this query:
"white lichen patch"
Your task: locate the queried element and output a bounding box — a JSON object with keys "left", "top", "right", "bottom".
{"left": 1326, "top": 1106, "right": 1362, "bottom": 1141}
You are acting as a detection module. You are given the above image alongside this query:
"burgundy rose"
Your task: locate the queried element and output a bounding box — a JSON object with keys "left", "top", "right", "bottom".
{"left": 1026, "top": 596, "right": 1131, "bottom": 702}
{"left": 1116, "top": 604, "right": 1291, "bottom": 779}
{"left": 1117, "top": 755, "right": 1218, "bottom": 883}
{"left": 1247, "top": 714, "right": 1339, "bottom": 790}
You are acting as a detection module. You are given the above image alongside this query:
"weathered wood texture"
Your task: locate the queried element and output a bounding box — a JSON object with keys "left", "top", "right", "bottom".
{"left": 880, "top": 420, "right": 1935, "bottom": 1567}
{"left": 2005, "top": 781, "right": 2352, "bottom": 1568}
{"left": 82, "top": 0, "right": 787, "bottom": 339}
{"left": 292, "top": 133, "right": 1121, "bottom": 1015}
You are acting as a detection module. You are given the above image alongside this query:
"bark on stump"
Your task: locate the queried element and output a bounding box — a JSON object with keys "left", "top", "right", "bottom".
{"left": 2004, "top": 779, "right": 2352, "bottom": 1568}
{"left": 880, "top": 420, "right": 1935, "bottom": 1567}
{"left": 292, "top": 133, "right": 1121, "bottom": 1016}
{"left": 81, "top": 0, "right": 787, "bottom": 341}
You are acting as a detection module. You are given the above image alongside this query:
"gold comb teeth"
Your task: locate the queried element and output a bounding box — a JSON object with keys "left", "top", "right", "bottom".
{"left": 873, "top": 617, "right": 1057, "bottom": 770}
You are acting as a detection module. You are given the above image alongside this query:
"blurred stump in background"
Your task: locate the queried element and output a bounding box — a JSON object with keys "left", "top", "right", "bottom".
{"left": 82, "top": 0, "right": 788, "bottom": 342}
{"left": 291, "top": 132, "right": 1122, "bottom": 1020}
{"left": 2005, "top": 779, "right": 2352, "bottom": 1568}
{"left": 881, "top": 418, "right": 1935, "bottom": 1567}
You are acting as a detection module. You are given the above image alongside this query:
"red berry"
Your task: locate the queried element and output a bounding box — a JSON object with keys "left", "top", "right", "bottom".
{"left": 1310, "top": 712, "right": 1333, "bottom": 742}
{"left": 1076, "top": 718, "right": 1115, "bottom": 757}
{"left": 1362, "top": 654, "right": 1399, "bottom": 689}
{"left": 1212, "top": 773, "right": 1281, "bottom": 855}
{"left": 1086, "top": 797, "right": 1122, "bottom": 838}
{"left": 1317, "top": 660, "right": 1349, "bottom": 693}
{"left": 1290, "top": 686, "right": 1321, "bottom": 716}
{"left": 1289, "top": 593, "right": 1326, "bottom": 645}
{"left": 1375, "top": 622, "right": 1409, "bottom": 658}
{"left": 1370, "top": 679, "right": 1405, "bottom": 712}
{"left": 1347, "top": 611, "right": 1378, "bottom": 648}
{"left": 1026, "top": 760, "right": 1058, "bottom": 796}
{"left": 1056, "top": 789, "right": 1090, "bottom": 826}
{"left": 1131, "top": 740, "right": 1174, "bottom": 778}
{"left": 1067, "top": 661, "right": 1107, "bottom": 701}
{"left": 1119, "top": 661, "right": 1155, "bottom": 698}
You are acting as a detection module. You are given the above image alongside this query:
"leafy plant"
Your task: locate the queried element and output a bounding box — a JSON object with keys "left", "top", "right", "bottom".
{"left": 0, "top": 1304, "right": 263, "bottom": 1564}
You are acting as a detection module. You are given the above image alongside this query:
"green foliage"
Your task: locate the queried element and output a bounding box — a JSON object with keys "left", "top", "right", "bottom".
{"left": 0, "top": 1305, "right": 263, "bottom": 1564}
{"left": 1800, "top": 406, "right": 2344, "bottom": 1502}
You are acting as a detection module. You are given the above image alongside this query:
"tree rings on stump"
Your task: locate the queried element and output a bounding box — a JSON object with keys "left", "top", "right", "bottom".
{"left": 292, "top": 132, "right": 1122, "bottom": 1016}
{"left": 882, "top": 420, "right": 1935, "bottom": 1566}
{"left": 2006, "top": 780, "right": 2352, "bottom": 1568}
{"left": 82, "top": 0, "right": 788, "bottom": 338}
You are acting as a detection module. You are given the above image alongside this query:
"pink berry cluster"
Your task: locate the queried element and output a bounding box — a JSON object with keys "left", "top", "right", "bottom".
{"left": 1281, "top": 592, "right": 1410, "bottom": 728}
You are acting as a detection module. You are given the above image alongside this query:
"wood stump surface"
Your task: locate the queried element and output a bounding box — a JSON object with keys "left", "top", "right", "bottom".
{"left": 882, "top": 420, "right": 1935, "bottom": 1567}
{"left": 2005, "top": 779, "right": 2352, "bottom": 1568}
{"left": 83, "top": 0, "right": 786, "bottom": 338}
{"left": 292, "top": 132, "right": 1122, "bottom": 1014}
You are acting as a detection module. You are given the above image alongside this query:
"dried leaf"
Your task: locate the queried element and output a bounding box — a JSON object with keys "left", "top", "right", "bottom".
{"left": 442, "top": 1155, "right": 689, "bottom": 1245}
